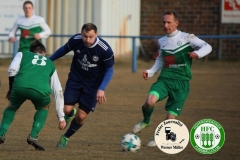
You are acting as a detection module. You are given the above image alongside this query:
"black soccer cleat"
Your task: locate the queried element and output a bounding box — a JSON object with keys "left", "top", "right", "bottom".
{"left": 0, "top": 135, "right": 5, "bottom": 144}
{"left": 27, "top": 135, "right": 45, "bottom": 151}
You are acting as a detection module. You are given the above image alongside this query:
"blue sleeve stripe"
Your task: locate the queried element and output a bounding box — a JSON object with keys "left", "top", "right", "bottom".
{"left": 99, "top": 66, "right": 114, "bottom": 91}
{"left": 49, "top": 46, "right": 69, "bottom": 61}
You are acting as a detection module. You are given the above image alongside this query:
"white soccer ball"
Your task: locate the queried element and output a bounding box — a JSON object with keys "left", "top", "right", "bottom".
{"left": 121, "top": 133, "right": 141, "bottom": 153}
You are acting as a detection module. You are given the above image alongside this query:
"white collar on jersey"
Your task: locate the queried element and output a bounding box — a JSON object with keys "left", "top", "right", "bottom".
{"left": 84, "top": 37, "right": 100, "bottom": 48}
{"left": 25, "top": 14, "right": 35, "bottom": 19}
{"left": 167, "top": 30, "right": 179, "bottom": 37}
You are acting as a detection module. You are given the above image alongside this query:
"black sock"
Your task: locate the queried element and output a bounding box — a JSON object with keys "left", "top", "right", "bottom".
{"left": 66, "top": 109, "right": 75, "bottom": 117}
{"left": 64, "top": 119, "right": 82, "bottom": 138}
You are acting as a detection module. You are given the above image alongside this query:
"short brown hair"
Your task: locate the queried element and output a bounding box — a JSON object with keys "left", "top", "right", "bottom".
{"left": 162, "top": 11, "right": 178, "bottom": 20}
{"left": 23, "top": 1, "right": 33, "bottom": 8}
{"left": 30, "top": 40, "right": 46, "bottom": 54}
{"left": 81, "top": 23, "right": 97, "bottom": 33}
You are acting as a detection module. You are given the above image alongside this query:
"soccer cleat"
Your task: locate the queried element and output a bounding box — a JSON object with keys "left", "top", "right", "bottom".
{"left": 27, "top": 135, "right": 45, "bottom": 151}
{"left": 132, "top": 121, "right": 151, "bottom": 134}
{"left": 147, "top": 135, "right": 157, "bottom": 147}
{"left": 56, "top": 135, "right": 69, "bottom": 148}
{"left": 64, "top": 108, "right": 77, "bottom": 129}
{"left": 0, "top": 135, "right": 5, "bottom": 144}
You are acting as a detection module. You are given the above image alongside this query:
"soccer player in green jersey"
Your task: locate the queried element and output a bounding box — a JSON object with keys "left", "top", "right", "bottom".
{"left": 131, "top": 11, "right": 212, "bottom": 146}
{"left": 8, "top": 1, "right": 51, "bottom": 52}
{"left": 0, "top": 40, "right": 66, "bottom": 150}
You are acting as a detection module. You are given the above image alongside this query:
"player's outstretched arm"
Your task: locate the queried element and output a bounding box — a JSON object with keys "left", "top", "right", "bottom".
{"left": 188, "top": 34, "right": 212, "bottom": 58}
{"left": 58, "top": 120, "right": 66, "bottom": 130}
{"left": 50, "top": 70, "right": 66, "bottom": 129}
{"left": 146, "top": 52, "right": 164, "bottom": 78}
{"left": 6, "top": 52, "right": 22, "bottom": 100}
{"left": 49, "top": 45, "right": 70, "bottom": 61}
{"left": 97, "top": 66, "right": 113, "bottom": 104}
{"left": 99, "top": 67, "right": 114, "bottom": 91}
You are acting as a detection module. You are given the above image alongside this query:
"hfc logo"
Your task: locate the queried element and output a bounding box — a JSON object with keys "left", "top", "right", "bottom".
{"left": 194, "top": 126, "right": 220, "bottom": 148}
{"left": 190, "top": 119, "right": 225, "bottom": 154}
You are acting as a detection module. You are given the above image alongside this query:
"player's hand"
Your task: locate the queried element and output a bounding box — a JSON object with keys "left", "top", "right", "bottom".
{"left": 143, "top": 71, "right": 148, "bottom": 80}
{"left": 188, "top": 52, "right": 199, "bottom": 59}
{"left": 6, "top": 90, "right": 11, "bottom": 100}
{"left": 97, "top": 90, "right": 107, "bottom": 104}
{"left": 34, "top": 34, "right": 41, "bottom": 40}
{"left": 58, "top": 120, "right": 66, "bottom": 130}
{"left": 9, "top": 37, "right": 17, "bottom": 43}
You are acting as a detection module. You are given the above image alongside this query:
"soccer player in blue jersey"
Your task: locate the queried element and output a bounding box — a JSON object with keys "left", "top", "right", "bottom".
{"left": 49, "top": 23, "right": 114, "bottom": 148}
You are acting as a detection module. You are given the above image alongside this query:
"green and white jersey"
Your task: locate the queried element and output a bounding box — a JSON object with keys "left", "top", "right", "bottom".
{"left": 10, "top": 51, "right": 55, "bottom": 94}
{"left": 8, "top": 51, "right": 64, "bottom": 121}
{"left": 147, "top": 30, "right": 212, "bottom": 80}
{"left": 8, "top": 15, "right": 51, "bottom": 52}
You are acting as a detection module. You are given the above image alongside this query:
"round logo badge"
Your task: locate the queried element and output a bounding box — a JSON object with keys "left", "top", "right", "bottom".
{"left": 155, "top": 119, "right": 189, "bottom": 154}
{"left": 177, "top": 41, "right": 182, "bottom": 46}
{"left": 190, "top": 119, "right": 225, "bottom": 154}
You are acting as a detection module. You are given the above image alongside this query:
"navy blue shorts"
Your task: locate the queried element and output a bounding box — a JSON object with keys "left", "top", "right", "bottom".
{"left": 64, "top": 79, "right": 98, "bottom": 112}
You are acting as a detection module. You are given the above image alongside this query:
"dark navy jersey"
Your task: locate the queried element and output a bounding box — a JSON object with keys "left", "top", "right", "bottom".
{"left": 65, "top": 34, "right": 114, "bottom": 89}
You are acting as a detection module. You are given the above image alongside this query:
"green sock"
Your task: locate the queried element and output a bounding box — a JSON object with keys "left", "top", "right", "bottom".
{"left": 0, "top": 107, "right": 16, "bottom": 136}
{"left": 30, "top": 109, "right": 48, "bottom": 138}
{"left": 142, "top": 105, "right": 154, "bottom": 124}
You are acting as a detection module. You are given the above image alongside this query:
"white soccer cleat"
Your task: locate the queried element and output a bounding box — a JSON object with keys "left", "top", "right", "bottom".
{"left": 132, "top": 121, "right": 151, "bottom": 134}
{"left": 147, "top": 136, "right": 157, "bottom": 147}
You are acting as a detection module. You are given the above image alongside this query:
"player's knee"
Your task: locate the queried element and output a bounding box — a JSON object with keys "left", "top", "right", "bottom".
{"left": 145, "top": 100, "right": 154, "bottom": 108}
{"left": 145, "top": 96, "right": 157, "bottom": 108}
{"left": 64, "top": 105, "right": 74, "bottom": 114}
{"left": 144, "top": 102, "right": 152, "bottom": 109}
{"left": 75, "top": 115, "right": 85, "bottom": 124}
{"left": 166, "top": 114, "right": 176, "bottom": 119}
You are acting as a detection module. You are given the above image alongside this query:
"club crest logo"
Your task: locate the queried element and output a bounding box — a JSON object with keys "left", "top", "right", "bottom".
{"left": 190, "top": 119, "right": 225, "bottom": 154}
{"left": 93, "top": 56, "right": 99, "bottom": 62}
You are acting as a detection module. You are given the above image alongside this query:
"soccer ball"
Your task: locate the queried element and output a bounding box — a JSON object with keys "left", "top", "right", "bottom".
{"left": 121, "top": 133, "right": 141, "bottom": 153}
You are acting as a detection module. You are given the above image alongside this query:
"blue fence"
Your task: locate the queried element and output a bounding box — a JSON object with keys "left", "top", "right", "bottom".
{"left": 1, "top": 34, "right": 240, "bottom": 72}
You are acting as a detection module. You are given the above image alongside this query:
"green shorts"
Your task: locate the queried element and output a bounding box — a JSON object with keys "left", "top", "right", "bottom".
{"left": 149, "top": 77, "right": 189, "bottom": 116}
{"left": 10, "top": 87, "right": 50, "bottom": 110}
